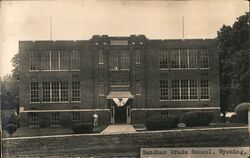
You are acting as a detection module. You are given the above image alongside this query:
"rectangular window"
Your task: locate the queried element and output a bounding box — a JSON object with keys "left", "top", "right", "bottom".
{"left": 135, "top": 49, "right": 141, "bottom": 64}
{"left": 120, "top": 50, "right": 130, "bottom": 69}
{"left": 72, "top": 112, "right": 80, "bottom": 124}
{"left": 200, "top": 49, "right": 209, "bottom": 68}
{"left": 168, "top": 49, "right": 200, "bottom": 69}
{"left": 41, "top": 51, "right": 50, "bottom": 70}
{"left": 51, "top": 82, "right": 60, "bottom": 102}
{"left": 201, "top": 80, "right": 210, "bottom": 99}
{"left": 109, "top": 49, "right": 130, "bottom": 70}
{"left": 171, "top": 80, "right": 198, "bottom": 100}
{"left": 51, "top": 113, "right": 60, "bottom": 125}
{"left": 136, "top": 81, "right": 142, "bottom": 95}
{"left": 172, "top": 80, "right": 180, "bottom": 100}
{"left": 60, "top": 50, "right": 68, "bottom": 70}
{"left": 61, "top": 82, "right": 69, "bottom": 101}
{"left": 159, "top": 49, "right": 168, "bottom": 69}
{"left": 99, "top": 50, "right": 104, "bottom": 64}
{"left": 71, "top": 50, "right": 80, "bottom": 70}
{"left": 180, "top": 49, "right": 188, "bottom": 68}
{"left": 72, "top": 81, "right": 80, "bottom": 102}
{"left": 30, "top": 113, "right": 39, "bottom": 126}
{"left": 42, "top": 82, "right": 51, "bottom": 102}
{"left": 189, "top": 49, "right": 198, "bottom": 68}
{"left": 109, "top": 50, "right": 119, "bottom": 70}
{"left": 51, "top": 50, "right": 59, "bottom": 70}
{"left": 170, "top": 49, "right": 180, "bottom": 68}
{"left": 30, "top": 51, "right": 40, "bottom": 70}
{"left": 30, "top": 82, "right": 39, "bottom": 102}
{"left": 180, "top": 80, "right": 188, "bottom": 100}
{"left": 190, "top": 80, "right": 198, "bottom": 99}
{"left": 99, "top": 82, "right": 105, "bottom": 96}
{"left": 160, "top": 80, "right": 168, "bottom": 100}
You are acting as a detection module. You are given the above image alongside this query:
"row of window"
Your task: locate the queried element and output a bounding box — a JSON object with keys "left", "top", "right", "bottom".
{"left": 159, "top": 48, "right": 209, "bottom": 69}
{"left": 30, "top": 81, "right": 81, "bottom": 103}
{"left": 160, "top": 80, "right": 210, "bottom": 100}
{"left": 30, "top": 48, "right": 209, "bottom": 71}
{"left": 30, "top": 112, "right": 80, "bottom": 126}
{"left": 30, "top": 50, "right": 80, "bottom": 71}
{"left": 98, "top": 49, "right": 141, "bottom": 65}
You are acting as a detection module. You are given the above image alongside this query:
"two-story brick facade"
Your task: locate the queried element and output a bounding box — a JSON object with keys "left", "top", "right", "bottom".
{"left": 19, "top": 35, "right": 220, "bottom": 127}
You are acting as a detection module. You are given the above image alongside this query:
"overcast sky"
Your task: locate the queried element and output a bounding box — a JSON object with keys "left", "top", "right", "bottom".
{"left": 0, "top": 0, "right": 248, "bottom": 77}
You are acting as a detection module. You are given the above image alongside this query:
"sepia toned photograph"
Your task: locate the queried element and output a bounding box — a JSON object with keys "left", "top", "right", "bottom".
{"left": 0, "top": 0, "right": 249, "bottom": 157}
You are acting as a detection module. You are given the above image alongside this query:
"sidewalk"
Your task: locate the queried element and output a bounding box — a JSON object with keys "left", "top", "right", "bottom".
{"left": 101, "top": 124, "right": 136, "bottom": 134}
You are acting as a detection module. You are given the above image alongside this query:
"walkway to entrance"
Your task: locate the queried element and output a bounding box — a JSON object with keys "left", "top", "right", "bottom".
{"left": 101, "top": 125, "right": 136, "bottom": 134}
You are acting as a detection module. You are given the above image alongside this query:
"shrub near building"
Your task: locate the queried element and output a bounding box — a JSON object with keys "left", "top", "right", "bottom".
{"left": 234, "top": 102, "right": 250, "bottom": 124}
{"left": 145, "top": 115, "right": 179, "bottom": 131}
{"left": 181, "top": 111, "right": 214, "bottom": 127}
{"left": 72, "top": 123, "right": 94, "bottom": 134}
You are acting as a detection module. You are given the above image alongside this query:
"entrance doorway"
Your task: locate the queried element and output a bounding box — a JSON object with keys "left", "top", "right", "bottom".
{"left": 110, "top": 102, "right": 131, "bottom": 124}
{"left": 115, "top": 106, "right": 127, "bottom": 123}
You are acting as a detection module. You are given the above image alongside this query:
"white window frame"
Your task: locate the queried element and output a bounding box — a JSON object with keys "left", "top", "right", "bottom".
{"left": 200, "top": 80, "right": 210, "bottom": 100}
{"left": 99, "top": 82, "right": 105, "bottom": 96}
{"left": 98, "top": 50, "right": 104, "bottom": 64}
{"left": 51, "top": 113, "right": 60, "bottom": 126}
{"left": 160, "top": 80, "right": 169, "bottom": 101}
{"left": 42, "top": 82, "right": 69, "bottom": 103}
{"left": 200, "top": 49, "right": 210, "bottom": 69}
{"left": 72, "top": 81, "right": 81, "bottom": 102}
{"left": 136, "top": 81, "right": 142, "bottom": 95}
{"left": 72, "top": 112, "right": 80, "bottom": 124}
{"left": 30, "top": 82, "right": 40, "bottom": 103}
{"left": 159, "top": 49, "right": 168, "bottom": 70}
{"left": 29, "top": 51, "right": 40, "bottom": 71}
{"left": 30, "top": 113, "right": 39, "bottom": 126}
{"left": 171, "top": 80, "right": 199, "bottom": 101}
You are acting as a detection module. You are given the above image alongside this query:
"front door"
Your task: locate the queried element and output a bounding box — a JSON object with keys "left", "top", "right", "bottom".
{"left": 115, "top": 105, "right": 127, "bottom": 123}
{"left": 110, "top": 100, "right": 131, "bottom": 124}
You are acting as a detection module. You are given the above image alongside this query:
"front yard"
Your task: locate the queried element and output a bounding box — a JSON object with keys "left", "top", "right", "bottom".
{"left": 2, "top": 126, "right": 248, "bottom": 158}
{"left": 3, "top": 125, "right": 107, "bottom": 138}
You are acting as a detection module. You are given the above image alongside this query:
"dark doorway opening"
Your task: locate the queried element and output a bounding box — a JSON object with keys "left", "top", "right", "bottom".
{"left": 115, "top": 106, "right": 127, "bottom": 123}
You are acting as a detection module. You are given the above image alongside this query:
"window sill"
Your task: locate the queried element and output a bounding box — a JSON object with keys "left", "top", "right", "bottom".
{"left": 41, "top": 101, "right": 70, "bottom": 104}
{"left": 109, "top": 69, "right": 131, "bottom": 71}
{"left": 169, "top": 68, "right": 199, "bottom": 70}
{"left": 170, "top": 99, "right": 200, "bottom": 101}
{"left": 71, "top": 101, "right": 81, "bottom": 103}
{"left": 50, "top": 125, "right": 61, "bottom": 127}
{"left": 30, "top": 102, "right": 41, "bottom": 104}
{"left": 200, "top": 68, "right": 210, "bottom": 70}
{"left": 120, "top": 69, "right": 131, "bottom": 71}
{"left": 159, "top": 68, "right": 169, "bottom": 71}
{"left": 29, "top": 125, "right": 40, "bottom": 128}
{"left": 40, "top": 70, "right": 70, "bottom": 72}
{"left": 110, "top": 85, "right": 130, "bottom": 88}
{"left": 160, "top": 100, "right": 170, "bottom": 102}
{"left": 200, "top": 99, "right": 210, "bottom": 101}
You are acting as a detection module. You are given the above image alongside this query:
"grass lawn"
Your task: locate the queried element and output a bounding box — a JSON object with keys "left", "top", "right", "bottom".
{"left": 3, "top": 125, "right": 108, "bottom": 138}
{"left": 133, "top": 122, "right": 247, "bottom": 131}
